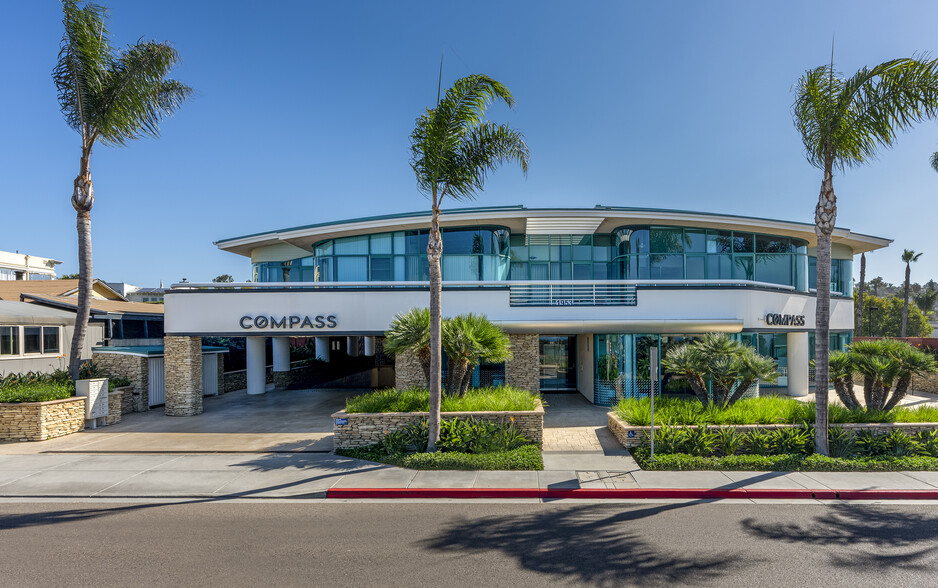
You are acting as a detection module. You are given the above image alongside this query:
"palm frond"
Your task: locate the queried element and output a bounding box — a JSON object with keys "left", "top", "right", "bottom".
{"left": 793, "top": 57, "right": 938, "bottom": 171}
{"left": 448, "top": 122, "right": 529, "bottom": 200}
{"left": 53, "top": 0, "right": 113, "bottom": 139}
{"left": 96, "top": 41, "right": 192, "bottom": 145}
{"left": 410, "top": 74, "right": 525, "bottom": 201}
{"left": 931, "top": 151, "right": 938, "bottom": 173}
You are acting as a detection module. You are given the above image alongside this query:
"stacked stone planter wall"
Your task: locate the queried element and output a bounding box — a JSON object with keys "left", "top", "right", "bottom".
{"left": 92, "top": 352, "right": 149, "bottom": 412}
{"left": 505, "top": 334, "right": 539, "bottom": 394}
{"left": 107, "top": 390, "right": 125, "bottom": 426}
{"left": 0, "top": 397, "right": 86, "bottom": 442}
{"left": 912, "top": 373, "right": 938, "bottom": 394}
{"left": 223, "top": 366, "right": 274, "bottom": 393}
{"left": 333, "top": 399, "right": 544, "bottom": 449}
{"left": 608, "top": 412, "right": 938, "bottom": 448}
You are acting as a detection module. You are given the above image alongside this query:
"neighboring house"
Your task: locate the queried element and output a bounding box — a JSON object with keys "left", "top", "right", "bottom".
{"left": 0, "top": 279, "right": 164, "bottom": 349}
{"left": 0, "top": 300, "right": 86, "bottom": 376}
{"left": 0, "top": 250, "right": 61, "bottom": 281}
{"left": 106, "top": 282, "right": 166, "bottom": 303}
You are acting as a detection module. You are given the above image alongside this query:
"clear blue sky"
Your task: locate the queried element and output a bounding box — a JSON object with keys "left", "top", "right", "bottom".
{"left": 4, "top": 0, "right": 938, "bottom": 287}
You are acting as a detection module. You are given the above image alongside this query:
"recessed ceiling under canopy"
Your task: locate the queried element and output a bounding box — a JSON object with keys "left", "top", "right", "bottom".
{"left": 524, "top": 217, "right": 605, "bottom": 235}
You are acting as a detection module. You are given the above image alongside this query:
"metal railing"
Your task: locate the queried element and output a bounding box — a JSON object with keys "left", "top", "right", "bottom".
{"left": 171, "top": 278, "right": 798, "bottom": 291}
{"left": 508, "top": 283, "right": 637, "bottom": 307}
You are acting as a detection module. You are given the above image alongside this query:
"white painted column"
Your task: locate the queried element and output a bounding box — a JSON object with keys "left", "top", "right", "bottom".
{"left": 363, "top": 336, "right": 375, "bottom": 357}
{"left": 272, "top": 337, "right": 290, "bottom": 372}
{"left": 315, "top": 337, "right": 331, "bottom": 362}
{"left": 246, "top": 336, "right": 267, "bottom": 395}
{"left": 787, "top": 331, "right": 809, "bottom": 397}
{"left": 347, "top": 336, "right": 360, "bottom": 357}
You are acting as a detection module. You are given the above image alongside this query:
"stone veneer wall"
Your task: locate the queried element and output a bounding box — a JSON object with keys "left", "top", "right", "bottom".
{"left": 164, "top": 336, "right": 203, "bottom": 416}
{"left": 0, "top": 397, "right": 86, "bottom": 441}
{"left": 223, "top": 366, "right": 274, "bottom": 393}
{"left": 394, "top": 349, "right": 426, "bottom": 390}
{"left": 912, "top": 373, "right": 938, "bottom": 394}
{"left": 106, "top": 391, "right": 123, "bottom": 425}
{"left": 505, "top": 334, "right": 540, "bottom": 393}
{"left": 607, "top": 412, "right": 938, "bottom": 448}
{"left": 333, "top": 400, "right": 544, "bottom": 449}
{"left": 92, "top": 352, "right": 149, "bottom": 412}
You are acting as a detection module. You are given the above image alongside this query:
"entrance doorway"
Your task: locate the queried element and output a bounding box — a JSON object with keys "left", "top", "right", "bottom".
{"left": 539, "top": 336, "right": 577, "bottom": 391}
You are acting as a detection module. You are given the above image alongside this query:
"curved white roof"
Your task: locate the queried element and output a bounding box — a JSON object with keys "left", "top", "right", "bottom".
{"left": 215, "top": 205, "right": 891, "bottom": 258}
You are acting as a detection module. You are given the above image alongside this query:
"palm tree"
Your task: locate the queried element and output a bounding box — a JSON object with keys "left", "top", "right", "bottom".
{"left": 661, "top": 333, "right": 778, "bottom": 408}
{"left": 442, "top": 313, "right": 512, "bottom": 395}
{"left": 410, "top": 74, "right": 529, "bottom": 450}
{"left": 901, "top": 249, "right": 923, "bottom": 336}
{"left": 792, "top": 56, "right": 938, "bottom": 455}
{"left": 383, "top": 308, "right": 432, "bottom": 384}
{"left": 54, "top": 1, "right": 191, "bottom": 378}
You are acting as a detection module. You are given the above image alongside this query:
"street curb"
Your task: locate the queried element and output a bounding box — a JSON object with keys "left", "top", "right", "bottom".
{"left": 326, "top": 487, "right": 938, "bottom": 500}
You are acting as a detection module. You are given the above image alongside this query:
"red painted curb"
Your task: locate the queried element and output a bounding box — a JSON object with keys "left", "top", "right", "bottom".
{"left": 326, "top": 487, "right": 938, "bottom": 501}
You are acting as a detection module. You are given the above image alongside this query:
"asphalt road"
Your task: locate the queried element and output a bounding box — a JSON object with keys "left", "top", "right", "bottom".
{"left": 2, "top": 500, "right": 937, "bottom": 587}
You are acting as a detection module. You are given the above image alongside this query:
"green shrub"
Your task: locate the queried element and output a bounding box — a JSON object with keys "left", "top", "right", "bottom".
{"left": 615, "top": 396, "right": 938, "bottom": 426}
{"left": 108, "top": 376, "right": 131, "bottom": 392}
{"left": 631, "top": 445, "right": 938, "bottom": 472}
{"left": 337, "top": 445, "right": 543, "bottom": 471}
{"left": 713, "top": 427, "right": 745, "bottom": 456}
{"left": 771, "top": 427, "right": 813, "bottom": 455}
{"left": 362, "top": 417, "right": 534, "bottom": 458}
{"left": 653, "top": 423, "right": 689, "bottom": 454}
{"left": 828, "top": 427, "right": 857, "bottom": 459}
{"left": 0, "top": 382, "right": 73, "bottom": 403}
{"left": 345, "top": 386, "right": 537, "bottom": 413}
{"left": 916, "top": 431, "right": 938, "bottom": 458}
{"left": 400, "top": 445, "right": 543, "bottom": 470}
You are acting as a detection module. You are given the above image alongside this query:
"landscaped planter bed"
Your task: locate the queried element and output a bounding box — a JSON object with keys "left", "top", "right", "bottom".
{"left": 608, "top": 411, "right": 938, "bottom": 448}
{"left": 0, "top": 397, "right": 86, "bottom": 442}
{"left": 332, "top": 399, "right": 544, "bottom": 449}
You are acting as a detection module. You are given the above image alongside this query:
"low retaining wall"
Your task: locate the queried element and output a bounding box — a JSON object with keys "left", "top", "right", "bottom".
{"left": 333, "top": 400, "right": 544, "bottom": 449}
{"left": 912, "top": 373, "right": 938, "bottom": 394}
{"left": 608, "top": 412, "right": 938, "bottom": 448}
{"left": 0, "top": 397, "right": 86, "bottom": 442}
{"left": 107, "top": 390, "right": 124, "bottom": 426}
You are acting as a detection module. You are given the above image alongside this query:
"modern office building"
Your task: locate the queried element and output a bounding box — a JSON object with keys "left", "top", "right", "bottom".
{"left": 162, "top": 205, "right": 890, "bottom": 414}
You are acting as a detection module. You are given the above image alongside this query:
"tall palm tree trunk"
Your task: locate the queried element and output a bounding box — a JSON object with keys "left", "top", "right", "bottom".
{"left": 902, "top": 262, "right": 911, "bottom": 337}
{"left": 68, "top": 145, "right": 94, "bottom": 379}
{"left": 857, "top": 253, "right": 866, "bottom": 337}
{"left": 426, "top": 195, "right": 443, "bottom": 451}
{"left": 813, "top": 162, "right": 835, "bottom": 456}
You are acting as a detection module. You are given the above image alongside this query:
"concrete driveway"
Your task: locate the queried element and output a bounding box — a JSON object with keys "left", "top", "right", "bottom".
{"left": 0, "top": 388, "right": 363, "bottom": 455}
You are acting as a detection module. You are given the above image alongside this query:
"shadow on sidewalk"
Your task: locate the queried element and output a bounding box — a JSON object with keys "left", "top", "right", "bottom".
{"left": 0, "top": 454, "right": 386, "bottom": 531}
{"left": 419, "top": 503, "right": 756, "bottom": 585}
{"left": 741, "top": 504, "right": 938, "bottom": 571}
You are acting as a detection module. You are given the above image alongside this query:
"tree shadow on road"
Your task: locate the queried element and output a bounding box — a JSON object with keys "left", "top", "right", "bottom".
{"left": 741, "top": 504, "right": 938, "bottom": 572}
{"left": 419, "top": 503, "right": 754, "bottom": 586}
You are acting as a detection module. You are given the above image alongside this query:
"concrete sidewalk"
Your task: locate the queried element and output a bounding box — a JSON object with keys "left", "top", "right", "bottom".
{"left": 2, "top": 451, "right": 938, "bottom": 500}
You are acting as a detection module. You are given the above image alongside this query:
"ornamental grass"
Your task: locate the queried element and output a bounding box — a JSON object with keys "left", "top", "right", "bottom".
{"left": 345, "top": 386, "right": 538, "bottom": 413}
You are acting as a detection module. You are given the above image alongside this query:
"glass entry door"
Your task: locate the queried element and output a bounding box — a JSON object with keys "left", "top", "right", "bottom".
{"left": 539, "top": 336, "right": 577, "bottom": 391}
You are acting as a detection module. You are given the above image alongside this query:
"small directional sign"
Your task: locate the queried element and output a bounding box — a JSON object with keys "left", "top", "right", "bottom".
{"left": 334, "top": 418, "right": 348, "bottom": 426}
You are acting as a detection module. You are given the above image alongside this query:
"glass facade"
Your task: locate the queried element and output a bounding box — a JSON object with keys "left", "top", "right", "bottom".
{"left": 593, "top": 332, "right": 791, "bottom": 406}
{"left": 253, "top": 226, "right": 510, "bottom": 283}
{"left": 613, "top": 227, "right": 808, "bottom": 287}
{"left": 510, "top": 234, "right": 613, "bottom": 280}
{"left": 252, "top": 223, "right": 826, "bottom": 291}
{"left": 539, "top": 336, "right": 577, "bottom": 390}
{"left": 808, "top": 257, "right": 854, "bottom": 296}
